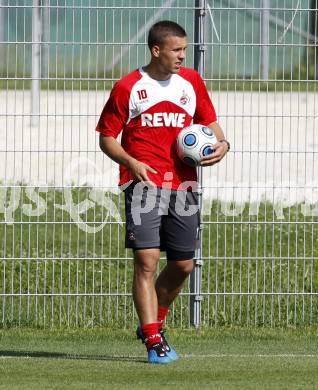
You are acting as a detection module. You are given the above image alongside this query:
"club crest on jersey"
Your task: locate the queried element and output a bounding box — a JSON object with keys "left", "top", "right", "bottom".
{"left": 180, "top": 90, "right": 190, "bottom": 105}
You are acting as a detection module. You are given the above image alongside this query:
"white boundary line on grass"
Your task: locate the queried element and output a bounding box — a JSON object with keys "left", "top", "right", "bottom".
{"left": 182, "top": 354, "right": 318, "bottom": 358}
{"left": 1, "top": 354, "right": 318, "bottom": 359}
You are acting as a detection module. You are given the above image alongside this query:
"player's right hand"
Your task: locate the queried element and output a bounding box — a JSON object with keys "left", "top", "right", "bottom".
{"left": 127, "top": 158, "right": 157, "bottom": 187}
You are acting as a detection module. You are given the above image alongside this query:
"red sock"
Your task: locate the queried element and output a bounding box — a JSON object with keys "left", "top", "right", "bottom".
{"left": 157, "top": 305, "right": 169, "bottom": 330}
{"left": 141, "top": 322, "right": 162, "bottom": 350}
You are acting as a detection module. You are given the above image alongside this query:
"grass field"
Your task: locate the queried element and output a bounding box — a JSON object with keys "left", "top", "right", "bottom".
{"left": 1, "top": 327, "right": 318, "bottom": 389}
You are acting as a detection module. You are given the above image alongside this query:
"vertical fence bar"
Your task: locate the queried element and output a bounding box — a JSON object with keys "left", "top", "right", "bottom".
{"left": 261, "top": 0, "right": 269, "bottom": 80}
{"left": 0, "top": 0, "right": 7, "bottom": 327}
{"left": 0, "top": 0, "right": 5, "bottom": 75}
{"left": 0, "top": 0, "right": 4, "bottom": 40}
{"left": 41, "top": 0, "right": 49, "bottom": 79}
{"left": 190, "top": 0, "right": 207, "bottom": 327}
{"left": 31, "top": 0, "right": 41, "bottom": 127}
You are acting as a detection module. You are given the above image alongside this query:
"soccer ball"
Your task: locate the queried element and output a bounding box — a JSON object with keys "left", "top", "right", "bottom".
{"left": 176, "top": 124, "right": 218, "bottom": 167}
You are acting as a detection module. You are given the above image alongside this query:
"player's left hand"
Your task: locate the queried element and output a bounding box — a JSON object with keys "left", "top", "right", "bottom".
{"left": 200, "top": 141, "right": 228, "bottom": 167}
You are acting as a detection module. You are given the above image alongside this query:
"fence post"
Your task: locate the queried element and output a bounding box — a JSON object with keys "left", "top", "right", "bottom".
{"left": 31, "top": 0, "right": 41, "bottom": 127}
{"left": 190, "top": 0, "right": 207, "bottom": 328}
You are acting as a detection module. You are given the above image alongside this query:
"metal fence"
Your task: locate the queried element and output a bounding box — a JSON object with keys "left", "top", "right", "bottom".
{"left": 0, "top": 0, "right": 317, "bottom": 328}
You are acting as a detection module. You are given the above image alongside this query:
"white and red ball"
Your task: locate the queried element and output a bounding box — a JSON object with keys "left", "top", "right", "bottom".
{"left": 176, "top": 124, "right": 218, "bottom": 167}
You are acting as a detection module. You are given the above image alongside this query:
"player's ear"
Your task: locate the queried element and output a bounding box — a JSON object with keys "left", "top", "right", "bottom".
{"left": 151, "top": 45, "right": 160, "bottom": 58}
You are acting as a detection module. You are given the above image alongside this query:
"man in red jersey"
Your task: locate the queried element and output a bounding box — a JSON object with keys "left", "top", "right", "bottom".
{"left": 96, "top": 21, "right": 229, "bottom": 364}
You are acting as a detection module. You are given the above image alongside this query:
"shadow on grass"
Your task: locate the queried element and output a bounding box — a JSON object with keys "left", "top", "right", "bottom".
{"left": 0, "top": 350, "right": 146, "bottom": 363}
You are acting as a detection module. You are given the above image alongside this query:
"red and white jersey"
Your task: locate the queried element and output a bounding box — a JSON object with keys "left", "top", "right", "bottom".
{"left": 96, "top": 66, "right": 217, "bottom": 190}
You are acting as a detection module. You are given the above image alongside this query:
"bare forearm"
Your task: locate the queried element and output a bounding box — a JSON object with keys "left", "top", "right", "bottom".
{"left": 99, "top": 133, "right": 157, "bottom": 184}
{"left": 99, "top": 134, "right": 135, "bottom": 168}
{"left": 200, "top": 121, "right": 229, "bottom": 167}
{"left": 208, "top": 121, "right": 226, "bottom": 141}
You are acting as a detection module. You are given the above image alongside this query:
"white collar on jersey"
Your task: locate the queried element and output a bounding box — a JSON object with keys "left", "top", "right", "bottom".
{"left": 138, "top": 67, "right": 174, "bottom": 86}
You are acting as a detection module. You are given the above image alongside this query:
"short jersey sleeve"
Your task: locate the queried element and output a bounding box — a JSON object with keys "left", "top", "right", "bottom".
{"left": 96, "top": 82, "right": 129, "bottom": 138}
{"left": 193, "top": 72, "right": 217, "bottom": 126}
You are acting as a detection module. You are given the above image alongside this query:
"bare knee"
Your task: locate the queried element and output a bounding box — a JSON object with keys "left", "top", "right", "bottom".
{"left": 134, "top": 249, "right": 160, "bottom": 277}
{"left": 168, "top": 259, "right": 194, "bottom": 277}
{"left": 134, "top": 260, "right": 157, "bottom": 275}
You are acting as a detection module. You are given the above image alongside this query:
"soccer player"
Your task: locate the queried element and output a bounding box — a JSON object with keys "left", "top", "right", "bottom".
{"left": 96, "top": 21, "right": 229, "bottom": 364}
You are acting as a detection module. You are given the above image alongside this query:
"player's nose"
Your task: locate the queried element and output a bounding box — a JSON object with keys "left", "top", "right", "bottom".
{"left": 179, "top": 51, "right": 185, "bottom": 60}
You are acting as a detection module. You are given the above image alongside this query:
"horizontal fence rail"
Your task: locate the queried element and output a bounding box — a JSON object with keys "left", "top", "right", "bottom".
{"left": 0, "top": 0, "right": 317, "bottom": 327}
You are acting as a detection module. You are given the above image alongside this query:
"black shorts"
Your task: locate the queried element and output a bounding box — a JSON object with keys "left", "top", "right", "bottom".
{"left": 124, "top": 182, "right": 200, "bottom": 255}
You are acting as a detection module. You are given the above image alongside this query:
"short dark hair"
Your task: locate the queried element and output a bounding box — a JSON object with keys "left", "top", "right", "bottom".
{"left": 148, "top": 20, "right": 187, "bottom": 49}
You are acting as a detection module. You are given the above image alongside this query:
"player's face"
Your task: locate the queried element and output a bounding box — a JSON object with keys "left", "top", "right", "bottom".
{"left": 155, "top": 35, "right": 187, "bottom": 75}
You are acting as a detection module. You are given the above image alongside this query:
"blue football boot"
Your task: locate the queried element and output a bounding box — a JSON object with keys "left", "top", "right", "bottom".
{"left": 147, "top": 342, "right": 172, "bottom": 364}
{"left": 159, "top": 328, "right": 179, "bottom": 361}
{"left": 136, "top": 326, "right": 179, "bottom": 361}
